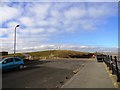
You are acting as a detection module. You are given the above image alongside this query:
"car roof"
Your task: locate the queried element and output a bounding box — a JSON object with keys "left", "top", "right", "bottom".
{"left": 2, "top": 57, "right": 21, "bottom": 60}
{"left": 0, "top": 57, "right": 23, "bottom": 63}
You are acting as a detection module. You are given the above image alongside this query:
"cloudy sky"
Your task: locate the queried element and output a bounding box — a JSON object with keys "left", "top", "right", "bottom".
{"left": 0, "top": 1, "right": 118, "bottom": 53}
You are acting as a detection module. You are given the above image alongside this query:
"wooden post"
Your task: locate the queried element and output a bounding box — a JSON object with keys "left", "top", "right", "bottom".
{"left": 114, "top": 56, "right": 120, "bottom": 82}
{"left": 110, "top": 56, "right": 115, "bottom": 74}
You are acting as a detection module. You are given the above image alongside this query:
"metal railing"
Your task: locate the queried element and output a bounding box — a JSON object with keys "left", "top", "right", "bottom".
{"left": 103, "top": 55, "right": 120, "bottom": 82}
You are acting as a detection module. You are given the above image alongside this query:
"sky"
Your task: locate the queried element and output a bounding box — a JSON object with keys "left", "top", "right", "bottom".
{"left": 0, "top": 1, "right": 118, "bottom": 53}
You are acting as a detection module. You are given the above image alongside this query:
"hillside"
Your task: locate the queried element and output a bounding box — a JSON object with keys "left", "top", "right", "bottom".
{"left": 7, "top": 50, "right": 95, "bottom": 60}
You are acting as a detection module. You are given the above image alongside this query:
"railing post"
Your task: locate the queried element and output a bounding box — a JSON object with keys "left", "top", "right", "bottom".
{"left": 108, "top": 56, "right": 112, "bottom": 70}
{"left": 114, "top": 56, "right": 120, "bottom": 82}
{"left": 106, "top": 55, "right": 109, "bottom": 67}
{"left": 104, "top": 55, "right": 107, "bottom": 64}
{"left": 102, "top": 54, "right": 104, "bottom": 62}
{"left": 108, "top": 55, "right": 111, "bottom": 69}
{"left": 110, "top": 56, "right": 115, "bottom": 74}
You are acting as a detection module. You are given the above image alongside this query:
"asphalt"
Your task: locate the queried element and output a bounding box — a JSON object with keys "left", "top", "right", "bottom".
{"left": 2, "top": 60, "right": 87, "bottom": 88}
{"left": 62, "top": 60, "right": 115, "bottom": 88}
{"left": 2, "top": 59, "right": 115, "bottom": 88}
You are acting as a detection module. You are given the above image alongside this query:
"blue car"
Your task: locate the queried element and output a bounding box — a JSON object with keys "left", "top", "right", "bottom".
{"left": 0, "top": 57, "right": 24, "bottom": 71}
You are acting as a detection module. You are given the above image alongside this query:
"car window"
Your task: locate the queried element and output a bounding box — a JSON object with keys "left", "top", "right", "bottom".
{"left": 4, "top": 58, "right": 14, "bottom": 63}
{"left": 0, "top": 57, "right": 5, "bottom": 61}
{"left": 15, "top": 58, "right": 21, "bottom": 62}
{"left": 0, "top": 58, "right": 2, "bottom": 61}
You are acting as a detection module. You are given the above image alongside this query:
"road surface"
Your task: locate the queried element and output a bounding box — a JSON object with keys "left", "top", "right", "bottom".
{"left": 2, "top": 60, "right": 87, "bottom": 88}
{"left": 2, "top": 59, "right": 115, "bottom": 88}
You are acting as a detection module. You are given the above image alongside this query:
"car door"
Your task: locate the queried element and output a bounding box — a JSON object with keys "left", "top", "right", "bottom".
{"left": 14, "top": 58, "right": 22, "bottom": 67}
{"left": 2, "top": 58, "right": 15, "bottom": 70}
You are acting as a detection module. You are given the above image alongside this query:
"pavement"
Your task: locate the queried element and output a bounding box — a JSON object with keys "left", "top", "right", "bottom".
{"left": 62, "top": 60, "right": 115, "bottom": 88}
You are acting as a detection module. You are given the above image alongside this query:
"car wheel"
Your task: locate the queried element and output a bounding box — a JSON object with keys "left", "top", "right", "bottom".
{"left": 19, "top": 64, "right": 24, "bottom": 70}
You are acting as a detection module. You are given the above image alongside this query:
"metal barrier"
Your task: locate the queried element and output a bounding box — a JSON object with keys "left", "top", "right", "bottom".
{"left": 103, "top": 55, "right": 120, "bottom": 82}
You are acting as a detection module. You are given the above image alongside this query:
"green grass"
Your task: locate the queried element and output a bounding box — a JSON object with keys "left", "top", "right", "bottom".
{"left": 27, "top": 50, "right": 94, "bottom": 58}
{"left": 6, "top": 50, "right": 95, "bottom": 60}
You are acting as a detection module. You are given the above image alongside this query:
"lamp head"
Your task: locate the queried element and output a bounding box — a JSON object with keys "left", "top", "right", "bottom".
{"left": 16, "top": 25, "right": 20, "bottom": 27}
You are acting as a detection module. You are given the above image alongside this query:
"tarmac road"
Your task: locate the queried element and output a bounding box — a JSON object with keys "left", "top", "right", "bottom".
{"left": 2, "top": 59, "right": 88, "bottom": 88}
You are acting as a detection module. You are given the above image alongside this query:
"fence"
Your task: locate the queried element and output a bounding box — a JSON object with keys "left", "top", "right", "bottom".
{"left": 103, "top": 55, "right": 120, "bottom": 82}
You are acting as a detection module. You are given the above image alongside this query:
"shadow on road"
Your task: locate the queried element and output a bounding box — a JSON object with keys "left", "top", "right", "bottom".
{"left": 2, "top": 60, "right": 52, "bottom": 74}
{"left": 2, "top": 66, "right": 42, "bottom": 74}
{"left": 24, "top": 59, "right": 52, "bottom": 66}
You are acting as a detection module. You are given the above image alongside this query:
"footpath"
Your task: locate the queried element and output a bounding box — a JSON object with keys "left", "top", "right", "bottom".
{"left": 62, "top": 60, "right": 115, "bottom": 88}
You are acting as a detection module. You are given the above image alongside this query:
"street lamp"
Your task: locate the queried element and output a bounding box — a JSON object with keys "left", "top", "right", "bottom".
{"left": 14, "top": 25, "right": 19, "bottom": 57}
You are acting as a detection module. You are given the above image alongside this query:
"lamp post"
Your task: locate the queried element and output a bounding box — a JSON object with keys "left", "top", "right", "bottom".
{"left": 14, "top": 25, "right": 19, "bottom": 57}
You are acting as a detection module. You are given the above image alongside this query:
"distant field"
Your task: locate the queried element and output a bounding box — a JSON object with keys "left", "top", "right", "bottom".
{"left": 6, "top": 50, "right": 95, "bottom": 60}
{"left": 103, "top": 52, "right": 118, "bottom": 56}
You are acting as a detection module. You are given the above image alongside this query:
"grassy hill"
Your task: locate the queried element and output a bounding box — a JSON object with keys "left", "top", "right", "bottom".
{"left": 7, "top": 50, "right": 95, "bottom": 60}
